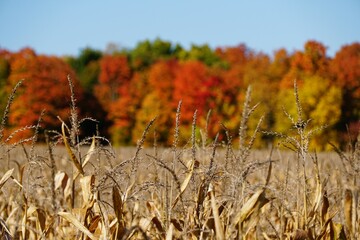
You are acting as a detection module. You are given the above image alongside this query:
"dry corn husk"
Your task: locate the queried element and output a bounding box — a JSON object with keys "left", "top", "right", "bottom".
{"left": 58, "top": 211, "right": 96, "bottom": 240}
{"left": 0, "top": 168, "right": 14, "bottom": 189}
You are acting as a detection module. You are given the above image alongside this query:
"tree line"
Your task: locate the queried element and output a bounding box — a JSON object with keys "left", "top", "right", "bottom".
{"left": 0, "top": 39, "right": 359, "bottom": 149}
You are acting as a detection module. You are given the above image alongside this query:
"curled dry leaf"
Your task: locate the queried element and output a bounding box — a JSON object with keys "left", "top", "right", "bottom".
{"left": 172, "top": 158, "right": 196, "bottom": 209}
{"left": 0, "top": 168, "right": 14, "bottom": 189}
{"left": 74, "top": 136, "right": 96, "bottom": 180}
{"left": 233, "top": 189, "right": 270, "bottom": 226}
{"left": 80, "top": 175, "right": 95, "bottom": 206}
{"left": 54, "top": 171, "right": 68, "bottom": 191}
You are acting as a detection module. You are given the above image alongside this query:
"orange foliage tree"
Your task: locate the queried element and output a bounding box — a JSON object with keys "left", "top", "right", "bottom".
{"left": 131, "top": 59, "right": 178, "bottom": 144}
{"left": 0, "top": 50, "right": 11, "bottom": 112}
{"left": 173, "top": 60, "right": 223, "bottom": 141}
{"left": 214, "top": 45, "right": 251, "bottom": 130}
{"left": 6, "top": 48, "right": 84, "bottom": 141}
{"left": 95, "top": 54, "right": 131, "bottom": 111}
{"left": 281, "top": 40, "right": 330, "bottom": 88}
{"left": 109, "top": 71, "right": 149, "bottom": 145}
{"left": 275, "top": 41, "right": 343, "bottom": 150}
{"left": 213, "top": 45, "right": 268, "bottom": 146}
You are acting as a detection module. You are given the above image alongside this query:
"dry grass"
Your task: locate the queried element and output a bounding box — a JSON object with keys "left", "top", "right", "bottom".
{"left": 0, "top": 79, "right": 359, "bottom": 239}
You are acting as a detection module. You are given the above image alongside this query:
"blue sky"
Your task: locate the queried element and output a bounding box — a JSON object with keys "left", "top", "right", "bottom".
{"left": 0, "top": 0, "right": 359, "bottom": 57}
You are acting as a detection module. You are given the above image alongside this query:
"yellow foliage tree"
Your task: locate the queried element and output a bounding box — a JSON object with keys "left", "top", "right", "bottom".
{"left": 275, "top": 76, "right": 342, "bottom": 150}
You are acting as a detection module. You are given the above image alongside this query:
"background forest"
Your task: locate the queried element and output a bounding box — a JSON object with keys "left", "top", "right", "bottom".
{"left": 0, "top": 39, "right": 359, "bottom": 150}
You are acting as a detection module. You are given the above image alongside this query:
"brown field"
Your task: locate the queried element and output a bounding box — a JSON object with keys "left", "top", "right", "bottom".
{"left": 0, "top": 82, "right": 359, "bottom": 239}
{"left": 0, "top": 141, "right": 359, "bottom": 239}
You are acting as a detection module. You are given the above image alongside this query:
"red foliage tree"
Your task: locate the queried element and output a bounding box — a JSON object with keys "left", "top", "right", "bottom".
{"left": 145, "top": 60, "right": 178, "bottom": 143}
{"left": 281, "top": 40, "right": 330, "bottom": 88}
{"left": 6, "top": 48, "right": 84, "bottom": 140}
{"left": 215, "top": 45, "right": 253, "bottom": 111}
{"left": 95, "top": 54, "right": 131, "bottom": 111}
{"left": 148, "top": 59, "right": 177, "bottom": 101}
{"left": 171, "top": 60, "right": 223, "bottom": 141}
{"left": 330, "top": 42, "right": 360, "bottom": 139}
{"left": 331, "top": 43, "right": 360, "bottom": 98}
{"left": 108, "top": 71, "right": 148, "bottom": 144}
{"left": 173, "top": 61, "right": 210, "bottom": 123}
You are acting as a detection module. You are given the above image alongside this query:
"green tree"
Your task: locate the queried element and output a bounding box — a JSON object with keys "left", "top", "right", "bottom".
{"left": 66, "top": 47, "right": 102, "bottom": 92}
{"left": 178, "top": 44, "right": 224, "bottom": 67}
{"left": 130, "top": 38, "right": 181, "bottom": 70}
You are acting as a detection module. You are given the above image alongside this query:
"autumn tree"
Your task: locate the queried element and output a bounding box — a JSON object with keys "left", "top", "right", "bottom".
{"left": 269, "top": 49, "right": 291, "bottom": 82}
{"left": 6, "top": 48, "right": 85, "bottom": 140}
{"left": 132, "top": 59, "right": 178, "bottom": 144}
{"left": 109, "top": 71, "right": 149, "bottom": 145}
{"left": 275, "top": 41, "right": 342, "bottom": 150}
{"left": 0, "top": 50, "right": 11, "bottom": 112}
{"left": 0, "top": 39, "right": 356, "bottom": 149}
{"left": 172, "top": 60, "right": 223, "bottom": 141}
{"left": 95, "top": 54, "right": 131, "bottom": 111}
{"left": 281, "top": 40, "right": 330, "bottom": 88}
{"left": 330, "top": 42, "right": 360, "bottom": 141}
{"left": 65, "top": 47, "right": 109, "bottom": 136}
{"left": 240, "top": 52, "right": 274, "bottom": 147}
{"left": 213, "top": 45, "right": 252, "bottom": 133}
{"left": 215, "top": 44, "right": 251, "bottom": 101}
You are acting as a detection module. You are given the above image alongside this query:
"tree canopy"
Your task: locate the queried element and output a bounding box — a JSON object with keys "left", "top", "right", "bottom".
{"left": 0, "top": 39, "right": 358, "bottom": 149}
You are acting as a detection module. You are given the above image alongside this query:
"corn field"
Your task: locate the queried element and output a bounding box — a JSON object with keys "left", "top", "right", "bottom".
{"left": 0, "top": 79, "right": 359, "bottom": 239}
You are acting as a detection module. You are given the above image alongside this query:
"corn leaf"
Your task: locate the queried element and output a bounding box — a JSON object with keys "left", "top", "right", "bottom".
{"left": 0, "top": 168, "right": 14, "bottom": 189}
{"left": 209, "top": 183, "right": 225, "bottom": 240}
{"left": 61, "top": 122, "right": 84, "bottom": 176}
{"left": 172, "top": 159, "right": 196, "bottom": 209}
{"left": 58, "top": 212, "right": 96, "bottom": 240}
